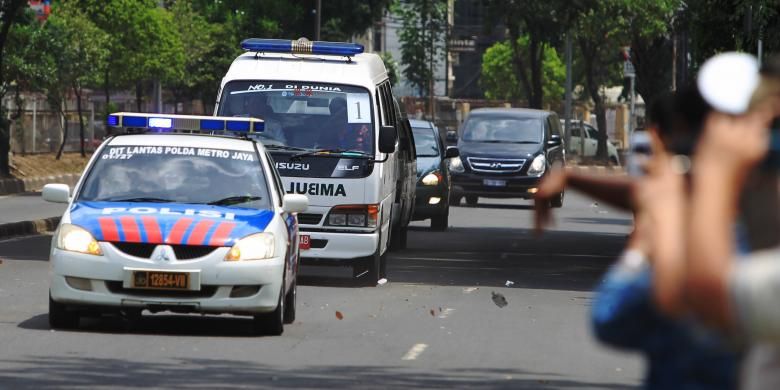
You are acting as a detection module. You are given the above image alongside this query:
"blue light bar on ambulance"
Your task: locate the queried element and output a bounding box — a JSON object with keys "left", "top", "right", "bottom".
{"left": 241, "top": 38, "right": 364, "bottom": 56}
{"left": 106, "top": 113, "right": 264, "bottom": 134}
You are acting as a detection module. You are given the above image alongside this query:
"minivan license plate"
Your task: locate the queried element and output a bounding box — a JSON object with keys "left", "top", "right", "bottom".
{"left": 483, "top": 179, "right": 506, "bottom": 187}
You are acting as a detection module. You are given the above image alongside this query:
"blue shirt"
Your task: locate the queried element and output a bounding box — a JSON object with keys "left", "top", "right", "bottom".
{"left": 592, "top": 258, "right": 739, "bottom": 390}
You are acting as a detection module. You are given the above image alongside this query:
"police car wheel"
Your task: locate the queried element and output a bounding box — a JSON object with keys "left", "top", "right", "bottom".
{"left": 49, "top": 293, "right": 79, "bottom": 330}
{"left": 283, "top": 280, "right": 296, "bottom": 324}
{"left": 253, "top": 284, "right": 284, "bottom": 336}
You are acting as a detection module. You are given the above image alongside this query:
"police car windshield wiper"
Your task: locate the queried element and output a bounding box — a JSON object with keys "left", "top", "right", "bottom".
{"left": 292, "top": 149, "right": 370, "bottom": 159}
{"left": 108, "top": 197, "right": 175, "bottom": 203}
{"left": 207, "top": 195, "right": 263, "bottom": 206}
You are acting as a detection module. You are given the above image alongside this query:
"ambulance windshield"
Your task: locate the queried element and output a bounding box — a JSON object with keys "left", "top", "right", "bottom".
{"left": 78, "top": 145, "right": 271, "bottom": 209}
{"left": 217, "top": 81, "right": 374, "bottom": 155}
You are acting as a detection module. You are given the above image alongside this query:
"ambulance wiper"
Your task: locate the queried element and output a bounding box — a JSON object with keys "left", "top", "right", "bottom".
{"left": 264, "top": 145, "right": 310, "bottom": 152}
{"left": 207, "top": 196, "right": 263, "bottom": 206}
{"left": 108, "top": 197, "right": 174, "bottom": 203}
{"left": 291, "top": 149, "right": 370, "bottom": 160}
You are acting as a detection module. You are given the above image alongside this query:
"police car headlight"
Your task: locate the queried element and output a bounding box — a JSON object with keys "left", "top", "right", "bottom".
{"left": 421, "top": 172, "right": 442, "bottom": 186}
{"left": 56, "top": 224, "right": 102, "bottom": 256}
{"left": 225, "top": 233, "right": 275, "bottom": 261}
{"left": 527, "top": 155, "right": 546, "bottom": 176}
{"left": 449, "top": 157, "right": 465, "bottom": 173}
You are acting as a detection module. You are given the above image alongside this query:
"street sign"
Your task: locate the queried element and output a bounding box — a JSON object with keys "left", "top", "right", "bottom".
{"left": 623, "top": 61, "right": 635, "bottom": 78}
{"left": 448, "top": 39, "right": 476, "bottom": 52}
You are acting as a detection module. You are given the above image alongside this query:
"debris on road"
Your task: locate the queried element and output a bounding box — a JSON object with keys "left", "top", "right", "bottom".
{"left": 491, "top": 291, "right": 508, "bottom": 308}
{"left": 505, "top": 280, "right": 514, "bottom": 287}
{"left": 335, "top": 311, "right": 344, "bottom": 320}
{"left": 463, "top": 287, "right": 479, "bottom": 293}
{"left": 377, "top": 278, "right": 387, "bottom": 286}
{"left": 430, "top": 309, "right": 435, "bottom": 316}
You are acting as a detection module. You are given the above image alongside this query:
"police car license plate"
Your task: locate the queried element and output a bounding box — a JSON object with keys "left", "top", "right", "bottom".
{"left": 299, "top": 235, "right": 311, "bottom": 250}
{"left": 132, "top": 270, "right": 190, "bottom": 290}
{"left": 483, "top": 179, "right": 506, "bottom": 187}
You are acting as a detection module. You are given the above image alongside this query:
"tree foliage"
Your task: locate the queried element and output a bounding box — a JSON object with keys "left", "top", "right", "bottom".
{"left": 392, "top": 0, "right": 448, "bottom": 96}
{"left": 380, "top": 52, "right": 400, "bottom": 86}
{"left": 481, "top": 37, "right": 565, "bottom": 107}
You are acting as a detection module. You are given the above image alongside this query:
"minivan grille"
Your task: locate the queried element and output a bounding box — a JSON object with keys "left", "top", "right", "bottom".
{"left": 466, "top": 157, "right": 526, "bottom": 173}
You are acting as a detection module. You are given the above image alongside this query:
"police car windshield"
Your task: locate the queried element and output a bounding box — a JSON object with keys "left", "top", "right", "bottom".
{"left": 218, "top": 81, "right": 374, "bottom": 156}
{"left": 412, "top": 127, "right": 440, "bottom": 157}
{"left": 462, "top": 116, "right": 542, "bottom": 143}
{"left": 78, "top": 145, "right": 271, "bottom": 209}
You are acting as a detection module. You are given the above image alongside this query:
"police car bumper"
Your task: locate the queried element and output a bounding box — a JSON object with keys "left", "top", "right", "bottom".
{"left": 49, "top": 244, "right": 285, "bottom": 315}
{"left": 300, "top": 230, "right": 379, "bottom": 260}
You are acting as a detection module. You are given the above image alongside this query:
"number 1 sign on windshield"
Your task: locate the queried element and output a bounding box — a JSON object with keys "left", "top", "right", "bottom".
{"left": 347, "top": 93, "right": 371, "bottom": 123}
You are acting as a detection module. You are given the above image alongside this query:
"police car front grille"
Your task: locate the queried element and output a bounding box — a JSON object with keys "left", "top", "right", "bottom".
{"left": 466, "top": 157, "right": 526, "bottom": 173}
{"left": 110, "top": 242, "right": 218, "bottom": 260}
{"left": 105, "top": 281, "right": 218, "bottom": 298}
{"left": 298, "top": 213, "right": 323, "bottom": 225}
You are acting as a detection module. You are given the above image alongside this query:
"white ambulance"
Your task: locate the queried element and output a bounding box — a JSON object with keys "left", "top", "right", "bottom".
{"left": 215, "top": 38, "right": 416, "bottom": 284}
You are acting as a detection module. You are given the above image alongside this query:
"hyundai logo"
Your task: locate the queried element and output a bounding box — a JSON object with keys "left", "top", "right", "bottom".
{"left": 490, "top": 162, "right": 502, "bottom": 168}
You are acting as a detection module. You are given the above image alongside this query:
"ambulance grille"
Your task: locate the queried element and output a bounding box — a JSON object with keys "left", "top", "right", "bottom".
{"left": 111, "top": 242, "right": 218, "bottom": 260}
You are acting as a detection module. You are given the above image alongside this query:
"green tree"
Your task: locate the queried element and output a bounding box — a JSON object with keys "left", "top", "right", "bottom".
{"left": 380, "top": 52, "right": 399, "bottom": 86}
{"left": 392, "top": 0, "right": 447, "bottom": 97}
{"left": 481, "top": 37, "right": 565, "bottom": 107}
{"left": 628, "top": 0, "right": 680, "bottom": 107}
{"left": 0, "top": 0, "right": 30, "bottom": 177}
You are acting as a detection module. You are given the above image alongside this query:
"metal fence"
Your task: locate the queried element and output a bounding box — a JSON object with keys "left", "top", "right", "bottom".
{"left": 10, "top": 107, "right": 107, "bottom": 154}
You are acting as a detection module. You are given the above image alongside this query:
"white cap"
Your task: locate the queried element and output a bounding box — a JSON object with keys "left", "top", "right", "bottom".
{"left": 697, "top": 52, "right": 760, "bottom": 115}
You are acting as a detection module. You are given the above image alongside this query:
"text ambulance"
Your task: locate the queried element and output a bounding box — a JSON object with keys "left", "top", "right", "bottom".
{"left": 215, "top": 38, "right": 416, "bottom": 283}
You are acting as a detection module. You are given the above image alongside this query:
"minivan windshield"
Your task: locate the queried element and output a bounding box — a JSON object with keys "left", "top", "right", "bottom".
{"left": 218, "top": 81, "right": 375, "bottom": 156}
{"left": 411, "top": 126, "right": 440, "bottom": 157}
{"left": 78, "top": 145, "right": 271, "bottom": 209}
{"left": 461, "top": 116, "right": 542, "bottom": 143}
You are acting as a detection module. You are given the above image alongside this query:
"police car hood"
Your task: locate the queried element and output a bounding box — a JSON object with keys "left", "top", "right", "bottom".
{"left": 67, "top": 201, "right": 274, "bottom": 247}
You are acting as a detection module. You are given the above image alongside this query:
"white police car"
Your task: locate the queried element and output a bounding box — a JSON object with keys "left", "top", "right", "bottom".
{"left": 43, "top": 113, "right": 308, "bottom": 335}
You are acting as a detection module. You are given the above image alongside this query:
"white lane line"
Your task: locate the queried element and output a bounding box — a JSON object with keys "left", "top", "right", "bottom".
{"left": 438, "top": 308, "right": 455, "bottom": 319}
{"left": 401, "top": 343, "right": 428, "bottom": 361}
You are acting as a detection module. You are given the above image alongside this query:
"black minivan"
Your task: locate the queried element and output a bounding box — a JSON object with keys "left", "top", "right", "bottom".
{"left": 450, "top": 108, "right": 566, "bottom": 207}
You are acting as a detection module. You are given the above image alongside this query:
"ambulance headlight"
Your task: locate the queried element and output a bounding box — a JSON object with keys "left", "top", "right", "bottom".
{"left": 527, "top": 154, "right": 546, "bottom": 176}
{"left": 421, "top": 172, "right": 442, "bottom": 186}
{"left": 56, "top": 224, "right": 103, "bottom": 256}
{"left": 225, "top": 233, "right": 275, "bottom": 261}
{"left": 326, "top": 204, "right": 379, "bottom": 228}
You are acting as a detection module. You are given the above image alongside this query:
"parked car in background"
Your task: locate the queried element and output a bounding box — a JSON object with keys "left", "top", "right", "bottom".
{"left": 409, "top": 119, "right": 459, "bottom": 230}
{"left": 452, "top": 108, "right": 566, "bottom": 207}
{"left": 560, "top": 120, "right": 621, "bottom": 165}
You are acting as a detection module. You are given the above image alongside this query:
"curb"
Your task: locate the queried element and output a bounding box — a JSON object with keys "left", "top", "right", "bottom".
{"left": 0, "top": 174, "right": 80, "bottom": 196}
{"left": 0, "top": 216, "right": 61, "bottom": 239}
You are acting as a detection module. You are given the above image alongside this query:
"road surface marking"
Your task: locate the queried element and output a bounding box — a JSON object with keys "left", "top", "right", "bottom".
{"left": 401, "top": 343, "right": 428, "bottom": 361}
{"left": 438, "top": 308, "right": 455, "bottom": 319}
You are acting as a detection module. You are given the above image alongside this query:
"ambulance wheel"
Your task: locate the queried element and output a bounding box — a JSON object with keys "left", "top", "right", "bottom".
{"left": 353, "top": 246, "right": 384, "bottom": 285}
{"left": 390, "top": 225, "right": 407, "bottom": 251}
{"left": 49, "top": 293, "right": 79, "bottom": 330}
{"left": 283, "top": 280, "right": 297, "bottom": 324}
{"left": 253, "top": 284, "right": 284, "bottom": 336}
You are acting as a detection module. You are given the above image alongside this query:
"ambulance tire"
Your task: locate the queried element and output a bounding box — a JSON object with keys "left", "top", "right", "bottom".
{"left": 49, "top": 293, "right": 79, "bottom": 330}
{"left": 353, "top": 233, "right": 385, "bottom": 285}
{"left": 253, "top": 283, "right": 284, "bottom": 336}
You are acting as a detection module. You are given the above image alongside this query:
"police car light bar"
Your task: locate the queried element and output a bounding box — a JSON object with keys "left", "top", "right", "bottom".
{"left": 241, "top": 38, "right": 364, "bottom": 56}
{"left": 106, "top": 113, "right": 265, "bottom": 134}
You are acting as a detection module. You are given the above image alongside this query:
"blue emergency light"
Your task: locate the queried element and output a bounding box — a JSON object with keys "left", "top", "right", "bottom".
{"left": 106, "top": 113, "right": 265, "bottom": 135}
{"left": 241, "top": 38, "right": 364, "bottom": 56}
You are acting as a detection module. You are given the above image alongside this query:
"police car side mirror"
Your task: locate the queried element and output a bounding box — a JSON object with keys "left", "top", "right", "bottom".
{"left": 444, "top": 146, "right": 459, "bottom": 159}
{"left": 283, "top": 194, "right": 309, "bottom": 214}
{"left": 42, "top": 183, "right": 70, "bottom": 203}
{"left": 379, "top": 125, "right": 397, "bottom": 154}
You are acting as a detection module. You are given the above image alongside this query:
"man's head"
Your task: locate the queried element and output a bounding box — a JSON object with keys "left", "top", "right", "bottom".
{"left": 329, "top": 97, "right": 347, "bottom": 117}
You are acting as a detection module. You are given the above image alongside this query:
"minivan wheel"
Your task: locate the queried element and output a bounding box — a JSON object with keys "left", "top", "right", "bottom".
{"left": 465, "top": 195, "right": 478, "bottom": 206}
{"left": 431, "top": 208, "right": 449, "bottom": 231}
{"left": 449, "top": 195, "right": 462, "bottom": 206}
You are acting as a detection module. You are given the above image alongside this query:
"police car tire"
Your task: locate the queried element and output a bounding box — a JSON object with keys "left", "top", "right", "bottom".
{"left": 253, "top": 284, "right": 284, "bottom": 336}
{"left": 49, "top": 293, "right": 79, "bottom": 330}
{"left": 283, "top": 280, "right": 296, "bottom": 324}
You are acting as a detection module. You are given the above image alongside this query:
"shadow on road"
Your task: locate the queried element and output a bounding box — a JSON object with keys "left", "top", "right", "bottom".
{"left": 0, "top": 356, "right": 636, "bottom": 389}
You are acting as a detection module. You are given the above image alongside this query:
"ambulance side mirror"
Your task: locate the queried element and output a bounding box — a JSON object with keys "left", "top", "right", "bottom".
{"left": 379, "top": 125, "right": 397, "bottom": 154}
{"left": 283, "top": 194, "right": 308, "bottom": 213}
{"left": 42, "top": 184, "right": 71, "bottom": 203}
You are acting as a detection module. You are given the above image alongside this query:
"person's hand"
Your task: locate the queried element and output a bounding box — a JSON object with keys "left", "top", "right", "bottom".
{"left": 695, "top": 101, "right": 776, "bottom": 175}
{"left": 534, "top": 168, "right": 566, "bottom": 234}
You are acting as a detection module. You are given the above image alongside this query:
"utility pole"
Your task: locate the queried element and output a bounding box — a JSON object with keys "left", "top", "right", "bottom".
{"left": 428, "top": 1, "right": 435, "bottom": 121}
{"left": 564, "top": 32, "right": 573, "bottom": 153}
{"left": 315, "top": 0, "right": 321, "bottom": 40}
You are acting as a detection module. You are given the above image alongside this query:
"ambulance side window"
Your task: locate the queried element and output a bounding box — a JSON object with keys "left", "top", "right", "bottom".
{"left": 377, "top": 82, "right": 395, "bottom": 127}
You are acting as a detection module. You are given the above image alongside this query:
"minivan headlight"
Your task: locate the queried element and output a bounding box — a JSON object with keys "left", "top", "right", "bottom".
{"left": 56, "top": 224, "right": 102, "bottom": 256}
{"left": 527, "top": 155, "right": 546, "bottom": 176}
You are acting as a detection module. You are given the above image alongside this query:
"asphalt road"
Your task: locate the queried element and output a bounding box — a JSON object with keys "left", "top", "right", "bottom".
{"left": 0, "top": 192, "right": 67, "bottom": 224}
{"left": 0, "top": 192, "right": 641, "bottom": 389}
